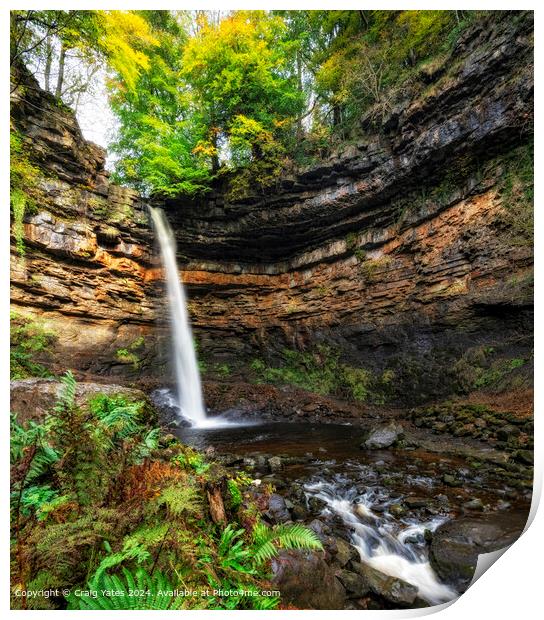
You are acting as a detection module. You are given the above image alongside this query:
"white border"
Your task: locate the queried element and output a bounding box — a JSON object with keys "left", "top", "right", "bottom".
{"left": 2, "top": 2, "right": 540, "bottom": 618}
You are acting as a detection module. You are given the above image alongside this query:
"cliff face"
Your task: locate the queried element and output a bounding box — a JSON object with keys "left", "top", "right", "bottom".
{"left": 10, "top": 12, "right": 533, "bottom": 404}
{"left": 10, "top": 67, "right": 164, "bottom": 377}
{"left": 165, "top": 12, "right": 534, "bottom": 401}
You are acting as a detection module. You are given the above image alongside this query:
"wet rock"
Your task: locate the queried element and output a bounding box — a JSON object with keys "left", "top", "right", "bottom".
{"left": 404, "top": 496, "right": 429, "bottom": 509}
{"left": 290, "top": 502, "right": 309, "bottom": 521}
{"left": 261, "top": 475, "right": 287, "bottom": 490}
{"left": 334, "top": 537, "right": 358, "bottom": 567}
{"left": 389, "top": 503, "right": 406, "bottom": 517}
{"left": 271, "top": 550, "right": 346, "bottom": 609}
{"left": 353, "top": 503, "right": 377, "bottom": 522}
{"left": 361, "top": 423, "right": 404, "bottom": 449}
{"left": 268, "top": 456, "right": 283, "bottom": 473}
{"left": 307, "top": 519, "right": 337, "bottom": 555}
{"left": 463, "top": 498, "right": 484, "bottom": 511}
{"left": 351, "top": 561, "right": 418, "bottom": 606}
{"left": 442, "top": 474, "right": 461, "bottom": 487}
{"left": 430, "top": 512, "right": 527, "bottom": 592}
{"left": 308, "top": 496, "right": 327, "bottom": 514}
{"left": 336, "top": 569, "right": 369, "bottom": 597}
{"left": 265, "top": 494, "right": 291, "bottom": 523}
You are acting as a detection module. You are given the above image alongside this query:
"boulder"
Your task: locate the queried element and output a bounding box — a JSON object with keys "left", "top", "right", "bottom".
{"left": 268, "top": 456, "right": 283, "bottom": 473}
{"left": 430, "top": 512, "right": 527, "bottom": 592}
{"left": 265, "top": 494, "right": 291, "bottom": 523}
{"left": 334, "top": 537, "right": 358, "bottom": 567}
{"left": 271, "top": 550, "right": 346, "bottom": 609}
{"left": 404, "top": 496, "right": 429, "bottom": 509}
{"left": 10, "top": 378, "right": 151, "bottom": 425}
{"left": 335, "top": 569, "right": 369, "bottom": 597}
{"left": 361, "top": 423, "right": 403, "bottom": 449}
{"left": 463, "top": 498, "right": 484, "bottom": 511}
{"left": 351, "top": 561, "right": 418, "bottom": 606}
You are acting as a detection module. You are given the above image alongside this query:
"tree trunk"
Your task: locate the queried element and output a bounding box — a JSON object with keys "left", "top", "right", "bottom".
{"left": 296, "top": 51, "right": 303, "bottom": 141}
{"left": 206, "top": 481, "right": 227, "bottom": 524}
{"left": 55, "top": 43, "right": 66, "bottom": 99}
{"left": 211, "top": 133, "right": 220, "bottom": 173}
{"left": 44, "top": 35, "right": 52, "bottom": 92}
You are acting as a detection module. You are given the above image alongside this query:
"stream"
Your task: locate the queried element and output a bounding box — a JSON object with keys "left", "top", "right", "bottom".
{"left": 148, "top": 207, "right": 530, "bottom": 608}
{"left": 169, "top": 414, "right": 530, "bottom": 607}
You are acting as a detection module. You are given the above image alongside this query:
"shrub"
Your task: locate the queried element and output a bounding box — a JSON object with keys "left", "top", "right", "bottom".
{"left": 10, "top": 311, "right": 56, "bottom": 379}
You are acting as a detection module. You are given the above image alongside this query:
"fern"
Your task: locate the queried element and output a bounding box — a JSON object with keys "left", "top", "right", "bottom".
{"left": 135, "top": 427, "right": 161, "bottom": 462}
{"left": 14, "top": 484, "right": 69, "bottom": 519}
{"left": 157, "top": 483, "right": 202, "bottom": 518}
{"left": 68, "top": 566, "right": 185, "bottom": 610}
{"left": 218, "top": 524, "right": 253, "bottom": 574}
{"left": 54, "top": 370, "right": 77, "bottom": 413}
{"left": 251, "top": 522, "right": 323, "bottom": 566}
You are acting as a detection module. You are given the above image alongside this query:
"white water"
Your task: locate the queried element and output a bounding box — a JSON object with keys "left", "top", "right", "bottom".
{"left": 304, "top": 478, "right": 458, "bottom": 605}
{"left": 149, "top": 207, "right": 207, "bottom": 426}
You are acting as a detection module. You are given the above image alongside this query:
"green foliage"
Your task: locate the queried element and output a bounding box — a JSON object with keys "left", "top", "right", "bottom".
{"left": 452, "top": 345, "right": 531, "bottom": 395}
{"left": 251, "top": 345, "right": 397, "bottom": 404}
{"left": 11, "top": 190, "right": 27, "bottom": 256}
{"left": 251, "top": 522, "right": 323, "bottom": 565}
{"left": 108, "top": 12, "right": 211, "bottom": 197}
{"left": 11, "top": 368, "right": 322, "bottom": 610}
{"left": 157, "top": 483, "right": 203, "bottom": 518}
{"left": 14, "top": 10, "right": 490, "bottom": 199}
{"left": 309, "top": 10, "right": 471, "bottom": 136}
{"left": 10, "top": 311, "right": 56, "bottom": 379}
{"left": 10, "top": 130, "right": 40, "bottom": 255}
{"left": 498, "top": 142, "right": 534, "bottom": 245}
{"left": 110, "top": 10, "right": 303, "bottom": 198}
{"left": 115, "top": 336, "right": 145, "bottom": 369}
{"left": 218, "top": 524, "right": 254, "bottom": 573}
{"left": 68, "top": 566, "right": 184, "bottom": 610}
{"left": 172, "top": 448, "right": 210, "bottom": 475}
{"left": 473, "top": 357, "right": 527, "bottom": 389}
{"left": 227, "top": 479, "right": 242, "bottom": 509}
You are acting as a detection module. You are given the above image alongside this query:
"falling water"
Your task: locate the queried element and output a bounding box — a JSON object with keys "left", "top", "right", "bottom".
{"left": 304, "top": 477, "right": 458, "bottom": 605}
{"left": 149, "top": 206, "right": 206, "bottom": 426}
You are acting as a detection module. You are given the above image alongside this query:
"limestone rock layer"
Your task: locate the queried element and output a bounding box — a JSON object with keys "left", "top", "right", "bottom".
{"left": 10, "top": 12, "right": 533, "bottom": 403}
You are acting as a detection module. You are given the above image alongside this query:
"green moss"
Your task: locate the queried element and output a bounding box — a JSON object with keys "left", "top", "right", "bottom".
{"left": 497, "top": 141, "right": 533, "bottom": 246}
{"left": 115, "top": 337, "right": 145, "bottom": 370}
{"left": 250, "top": 346, "right": 396, "bottom": 404}
{"left": 473, "top": 357, "right": 528, "bottom": 389}
{"left": 214, "top": 363, "right": 232, "bottom": 378}
{"left": 10, "top": 189, "right": 27, "bottom": 257}
{"left": 10, "top": 311, "right": 56, "bottom": 379}
{"left": 10, "top": 130, "right": 41, "bottom": 256}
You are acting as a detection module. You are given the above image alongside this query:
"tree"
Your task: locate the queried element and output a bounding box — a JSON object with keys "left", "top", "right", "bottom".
{"left": 10, "top": 10, "right": 156, "bottom": 104}
{"left": 180, "top": 11, "right": 304, "bottom": 177}
{"left": 108, "top": 11, "right": 211, "bottom": 197}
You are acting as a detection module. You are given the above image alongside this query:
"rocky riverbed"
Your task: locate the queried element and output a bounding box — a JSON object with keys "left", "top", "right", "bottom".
{"left": 11, "top": 378, "right": 532, "bottom": 609}
{"left": 168, "top": 407, "right": 532, "bottom": 610}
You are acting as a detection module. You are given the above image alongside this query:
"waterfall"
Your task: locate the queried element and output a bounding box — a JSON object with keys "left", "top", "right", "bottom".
{"left": 149, "top": 206, "right": 207, "bottom": 426}
{"left": 304, "top": 478, "right": 458, "bottom": 605}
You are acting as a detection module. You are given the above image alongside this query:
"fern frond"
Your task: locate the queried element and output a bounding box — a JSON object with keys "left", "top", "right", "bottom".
{"left": 54, "top": 371, "right": 77, "bottom": 413}
{"left": 68, "top": 566, "right": 181, "bottom": 610}
{"left": 250, "top": 522, "right": 323, "bottom": 566}
{"left": 157, "top": 483, "right": 202, "bottom": 518}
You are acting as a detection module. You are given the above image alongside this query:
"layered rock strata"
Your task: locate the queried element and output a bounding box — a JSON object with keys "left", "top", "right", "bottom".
{"left": 10, "top": 11, "right": 534, "bottom": 405}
